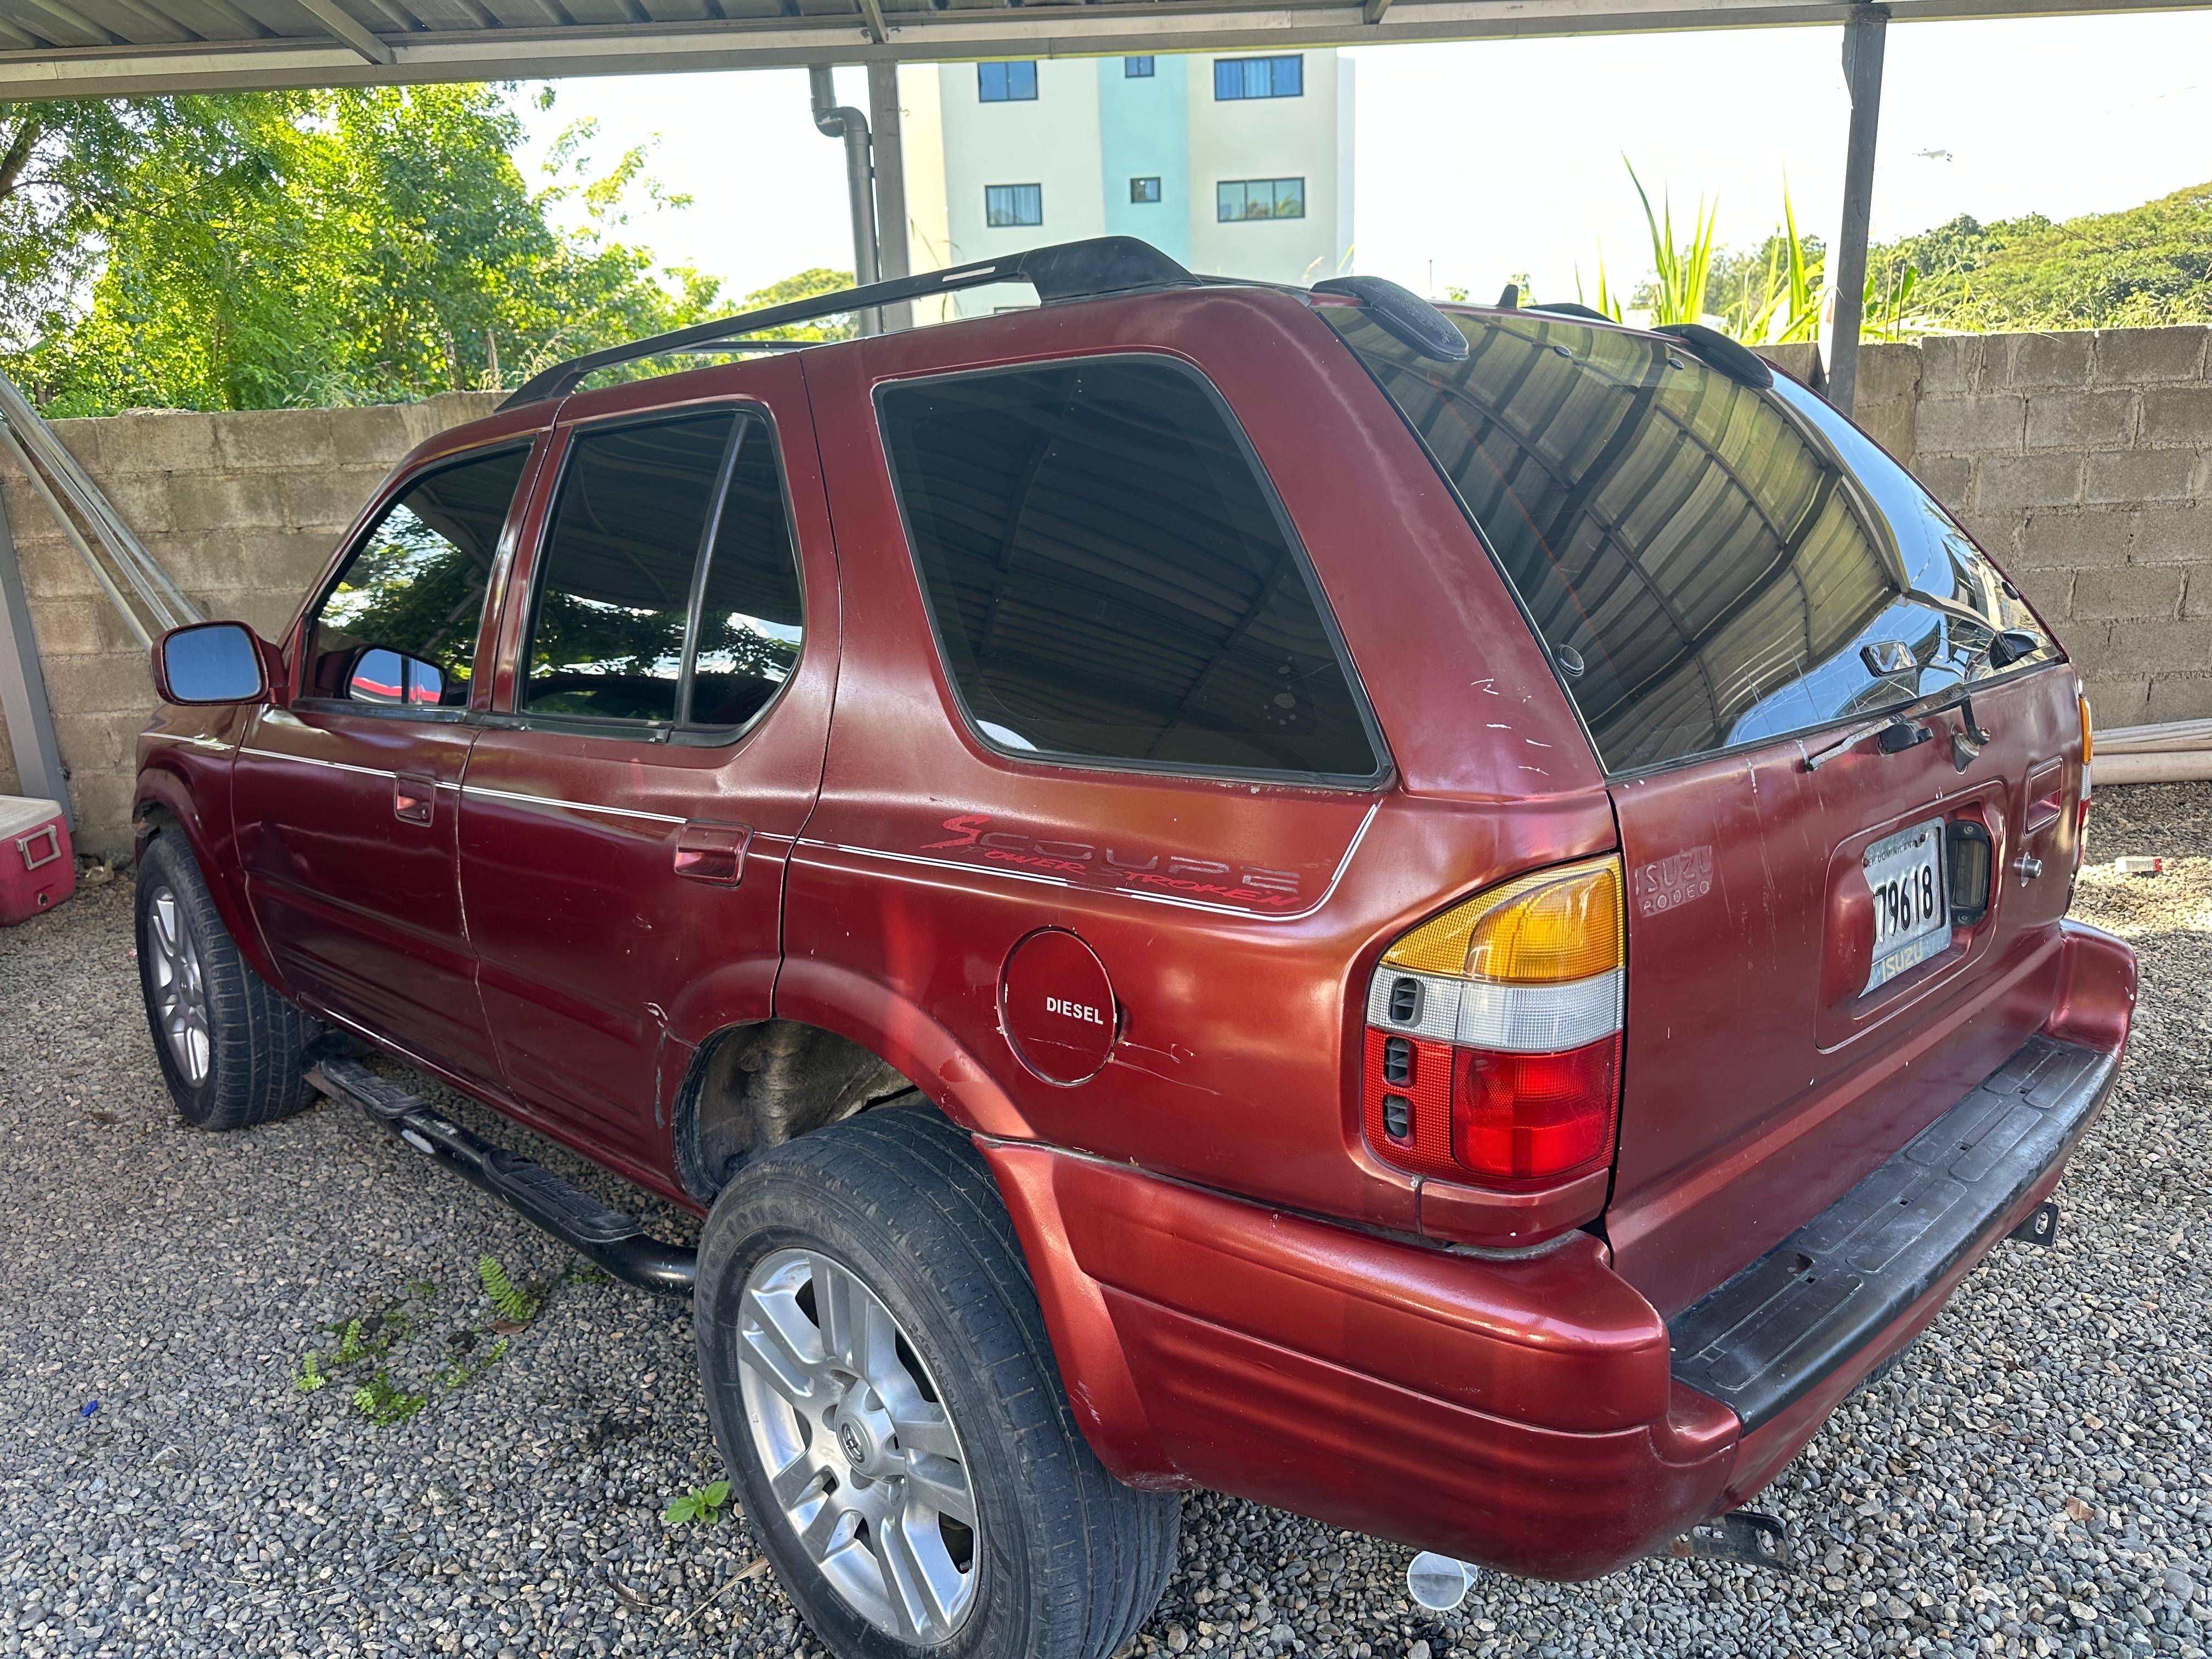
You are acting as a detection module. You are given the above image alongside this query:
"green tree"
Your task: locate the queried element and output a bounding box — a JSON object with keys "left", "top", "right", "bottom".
{"left": 1872, "top": 182, "right": 2212, "bottom": 331}
{"left": 4, "top": 84, "right": 726, "bottom": 415}
{"left": 733, "top": 266, "right": 861, "bottom": 341}
{"left": 0, "top": 95, "right": 281, "bottom": 357}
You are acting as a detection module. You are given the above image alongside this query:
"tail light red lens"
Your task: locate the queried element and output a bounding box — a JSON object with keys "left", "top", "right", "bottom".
{"left": 1449, "top": 1035, "right": 1620, "bottom": 1186}
{"left": 1360, "top": 856, "right": 1625, "bottom": 1190}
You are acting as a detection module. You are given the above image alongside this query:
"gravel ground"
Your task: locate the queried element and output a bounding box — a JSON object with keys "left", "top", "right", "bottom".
{"left": 2, "top": 789, "right": 2209, "bottom": 1659}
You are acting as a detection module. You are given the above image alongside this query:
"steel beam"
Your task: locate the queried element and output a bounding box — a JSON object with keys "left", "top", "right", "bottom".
{"left": 1827, "top": 2, "right": 1887, "bottom": 416}
{"left": 0, "top": 487, "right": 71, "bottom": 822}
{"left": 0, "top": 0, "right": 2203, "bottom": 100}
{"left": 293, "top": 0, "right": 394, "bottom": 62}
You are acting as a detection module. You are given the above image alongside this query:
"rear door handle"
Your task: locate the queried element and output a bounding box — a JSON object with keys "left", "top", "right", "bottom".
{"left": 674, "top": 820, "right": 752, "bottom": 886}
{"left": 393, "top": 774, "right": 436, "bottom": 826}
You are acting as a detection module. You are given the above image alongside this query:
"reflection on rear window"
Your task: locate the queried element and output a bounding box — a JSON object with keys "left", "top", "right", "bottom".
{"left": 1325, "top": 308, "right": 2051, "bottom": 772}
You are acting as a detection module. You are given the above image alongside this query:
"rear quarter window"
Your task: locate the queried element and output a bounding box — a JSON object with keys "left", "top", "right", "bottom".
{"left": 1325, "top": 308, "right": 2053, "bottom": 774}
{"left": 877, "top": 355, "right": 1383, "bottom": 783}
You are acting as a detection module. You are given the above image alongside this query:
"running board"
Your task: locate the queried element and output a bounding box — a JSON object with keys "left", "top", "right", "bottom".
{"left": 306, "top": 1049, "right": 697, "bottom": 1296}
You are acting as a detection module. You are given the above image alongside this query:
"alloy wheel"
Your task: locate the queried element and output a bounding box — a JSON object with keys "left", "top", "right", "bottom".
{"left": 145, "top": 883, "right": 211, "bottom": 1086}
{"left": 735, "top": 1246, "right": 980, "bottom": 1645}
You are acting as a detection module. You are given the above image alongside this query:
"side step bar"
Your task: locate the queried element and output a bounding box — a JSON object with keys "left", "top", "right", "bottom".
{"left": 306, "top": 1049, "right": 698, "bottom": 1296}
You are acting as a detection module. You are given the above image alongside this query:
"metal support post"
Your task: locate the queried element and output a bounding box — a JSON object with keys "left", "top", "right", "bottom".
{"left": 1828, "top": 3, "right": 1888, "bottom": 416}
{"left": 810, "top": 65, "right": 882, "bottom": 336}
{"left": 867, "top": 62, "right": 913, "bottom": 334}
{"left": 0, "top": 484, "right": 71, "bottom": 820}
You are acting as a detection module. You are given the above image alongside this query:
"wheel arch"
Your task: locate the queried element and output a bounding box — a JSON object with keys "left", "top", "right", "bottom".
{"left": 134, "top": 765, "right": 284, "bottom": 992}
{"left": 770, "top": 957, "right": 1039, "bottom": 1143}
{"left": 667, "top": 1015, "right": 919, "bottom": 1205}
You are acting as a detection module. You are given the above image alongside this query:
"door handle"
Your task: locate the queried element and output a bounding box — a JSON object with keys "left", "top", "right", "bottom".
{"left": 393, "top": 774, "right": 436, "bottom": 826}
{"left": 674, "top": 820, "right": 752, "bottom": 886}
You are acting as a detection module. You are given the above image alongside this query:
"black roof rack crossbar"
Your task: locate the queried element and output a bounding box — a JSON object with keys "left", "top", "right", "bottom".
{"left": 500, "top": 235, "right": 1201, "bottom": 410}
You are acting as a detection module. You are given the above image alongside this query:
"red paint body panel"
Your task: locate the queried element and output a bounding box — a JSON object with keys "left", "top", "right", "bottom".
{"left": 788, "top": 297, "right": 1618, "bottom": 1237}
{"left": 983, "top": 1137, "right": 1740, "bottom": 1579}
{"left": 1606, "top": 668, "right": 2094, "bottom": 1317}
{"left": 132, "top": 281, "right": 2137, "bottom": 1582}
{"left": 455, "top": 366, "right": 839, "bottom": 1177}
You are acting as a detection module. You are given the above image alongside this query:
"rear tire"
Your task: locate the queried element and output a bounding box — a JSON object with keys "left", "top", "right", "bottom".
{"left": 696, "top": 1102, "right": 1179, "bottom": 1659}
{"left": 136, "top": 832, "right": 316, "bottom": 1130}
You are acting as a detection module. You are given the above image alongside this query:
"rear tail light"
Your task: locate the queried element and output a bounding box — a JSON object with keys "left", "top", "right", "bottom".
{"left": 2078, "top": 693, "right": 2095, "bottom": 843}
{"left": 1361, "top": 856, "right": 1624, "bottom": 1189}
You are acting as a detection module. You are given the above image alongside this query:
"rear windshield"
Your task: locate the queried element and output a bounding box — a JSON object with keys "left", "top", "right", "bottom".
{"left": 1325, "top": 307, "right": 2056, "bottom": 774}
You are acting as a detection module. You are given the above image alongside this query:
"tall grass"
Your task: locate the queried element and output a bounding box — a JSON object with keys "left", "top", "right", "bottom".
{"left": 1570, "top": 163, "right": 1928, "bottom": 345}
{"left": 1626, "top": 161, "right": 1720, "bottom": 328}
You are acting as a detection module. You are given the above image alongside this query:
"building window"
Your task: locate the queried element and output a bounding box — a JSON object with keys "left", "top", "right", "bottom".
{"left": 1124, "top": 55, "right": 1155, "bottom": 77}
{"left": 1130, "top": 176, "right": 1161, "bottom": 205}
{"left": 985, "top": 183, "right": 1043, "bottom": 228}
{"left": 1216, "top": 177, "right": 1305, "bottom": 222}
{"left": 978, "top": 61, "right": 1038, "bottom": 101}
{"left": 1214, "top": 55, "right": 1302, "bottom": 99}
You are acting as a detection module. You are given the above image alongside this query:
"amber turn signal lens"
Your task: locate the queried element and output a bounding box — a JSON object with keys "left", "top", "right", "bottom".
{"left": 2079, "top": 693, "right": 2094, "bottom": 766}
{"left": 1381, "top": 856, "right": 1623, "bottom": 984}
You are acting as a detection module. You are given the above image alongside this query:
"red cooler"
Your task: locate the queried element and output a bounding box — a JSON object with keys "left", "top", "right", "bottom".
{"left": 0, "top": 795, "right": 73, "bottom": 924}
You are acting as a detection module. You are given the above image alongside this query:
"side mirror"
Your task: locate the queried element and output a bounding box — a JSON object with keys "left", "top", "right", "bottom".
{"left": 345, "top": 646, "right": 445, "bottom": 707}
{"left": 151, "top": 620, "right": 270, "bottom": 706}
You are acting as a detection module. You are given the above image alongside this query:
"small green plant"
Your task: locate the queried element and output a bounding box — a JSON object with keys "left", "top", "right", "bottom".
{"left": 437, "top": 1336, "right": 510, "bottom": 1390}
{"left": 478, "top": 1254, "right": 543, "bottom": 1324}
{"left": 563, "top": 1259, "right": 614, "bottom": 1288}
{"left": 329, "top": 1318, "right": 371, "bottom": 1365}
{"left": 295, "top": 1352, "right": 328, "bottom": 1393}
{"left": 664, "top": 1481, "right": 732, "bottom": 1527}
{"left": 351, "top": 1369, "right": 428, "bottom": 1426}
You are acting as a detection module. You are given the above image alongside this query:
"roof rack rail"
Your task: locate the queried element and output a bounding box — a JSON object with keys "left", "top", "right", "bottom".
{"left": 499, "top": 235, "right": 1201, "bottom": 410}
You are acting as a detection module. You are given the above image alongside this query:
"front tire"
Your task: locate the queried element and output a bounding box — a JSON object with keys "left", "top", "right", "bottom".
{"left": 136, "top": 832, "right": 316, "bottom": 1130}
{"left": 696, "top": 1103, "right": 1178, "bottom": 1659}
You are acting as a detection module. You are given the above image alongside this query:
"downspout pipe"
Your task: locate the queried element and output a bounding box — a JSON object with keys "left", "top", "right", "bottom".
{"left": 809, "top": 66, "right": 881, "bottom": 336}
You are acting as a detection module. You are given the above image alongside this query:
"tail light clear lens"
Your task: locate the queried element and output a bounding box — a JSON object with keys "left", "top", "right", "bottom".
{"left": 1362, "top": 856, "right": 1624, "bottom": 1189}
{"left": 2078, "top": 692, "right": 2095, "bottom": 842}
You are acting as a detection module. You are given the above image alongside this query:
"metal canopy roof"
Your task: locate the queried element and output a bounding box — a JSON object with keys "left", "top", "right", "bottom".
{"left": 0, "top": 0, "right": 2200, "bottom": 101}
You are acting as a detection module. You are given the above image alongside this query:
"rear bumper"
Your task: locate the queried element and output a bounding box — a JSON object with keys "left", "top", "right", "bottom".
{"left": 1671, "top": 1034, "right": 2115, "bottom": 1433}
{"left": 980, "top": 920, "right": 2134, "bottom": 1581}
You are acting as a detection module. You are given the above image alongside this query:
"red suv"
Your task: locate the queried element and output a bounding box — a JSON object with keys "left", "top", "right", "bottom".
{"left": 136, "top": 238, "right": 2134, "bottom": 1659}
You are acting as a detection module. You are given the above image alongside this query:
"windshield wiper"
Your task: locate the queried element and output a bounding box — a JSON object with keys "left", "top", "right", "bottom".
{"left": 1802, "top": 680, "right": 1994, "bottom": 772}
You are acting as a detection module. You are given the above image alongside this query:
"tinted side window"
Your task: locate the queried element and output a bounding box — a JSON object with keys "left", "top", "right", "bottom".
{"left": 521, "top": 410, "right": 807, "bottom": 733}
{"left": 690, "top": 423, "right": 805, "bottom": 729}
{"left": 523, "top": 413, "right": 737, "bottom": 725}
{"left": 307, "top": 445, "right": 530, "bottom": 706}
{"left": 879, "top": 357, "right": 1379, "bottom": 780}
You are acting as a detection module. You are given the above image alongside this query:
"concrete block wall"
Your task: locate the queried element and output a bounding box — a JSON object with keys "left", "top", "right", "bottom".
{"left": 5, "top": 328, "right": 2211, "bottom": 855}
{"left": 1903, "top": 326, "right": 2212, "bottom": 728}
{"left": 0, "top": 393, "right": 504, "bottom": 853}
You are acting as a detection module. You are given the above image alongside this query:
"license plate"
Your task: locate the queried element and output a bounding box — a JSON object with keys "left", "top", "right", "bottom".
{"left": 1863, "top": 819, "right": 1949, "bottom": 992}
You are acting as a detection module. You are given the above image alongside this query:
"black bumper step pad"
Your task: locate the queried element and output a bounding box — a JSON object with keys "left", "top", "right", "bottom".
{"left": 1670, "top": 1035, "right": 2116, "bottom": 1430}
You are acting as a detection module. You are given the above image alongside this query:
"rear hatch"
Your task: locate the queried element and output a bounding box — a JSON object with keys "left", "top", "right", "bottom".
{"left": 1322, "top": 302, "right": 2084, "bottom": 1314}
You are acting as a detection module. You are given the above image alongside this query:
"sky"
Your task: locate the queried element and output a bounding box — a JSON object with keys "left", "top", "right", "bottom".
{"left": 515, "top": 10, "right": 2212, "bottom": 307}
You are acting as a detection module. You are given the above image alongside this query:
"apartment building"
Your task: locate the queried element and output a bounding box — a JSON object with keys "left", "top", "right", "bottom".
{"left": 898, "top": 50, "right": 1355, "bottom": 315}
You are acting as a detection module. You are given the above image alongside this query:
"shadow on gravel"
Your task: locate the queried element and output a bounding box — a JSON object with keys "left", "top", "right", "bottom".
{"left": 2, "top": 789, "right": 2208, "bottom": 1659}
